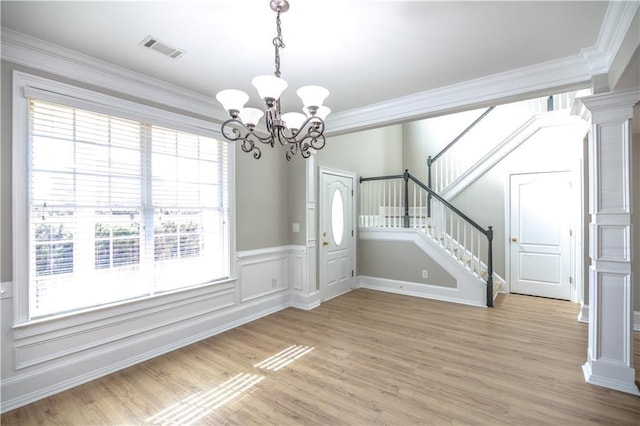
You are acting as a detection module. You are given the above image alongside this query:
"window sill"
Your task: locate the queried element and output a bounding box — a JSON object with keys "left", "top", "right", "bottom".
{"left": 12, "top": 277, "right": 238, "bottom": 340}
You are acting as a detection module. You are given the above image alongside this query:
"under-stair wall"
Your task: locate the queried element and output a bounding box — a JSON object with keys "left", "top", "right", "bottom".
{"left": 358, "top": 229, "right": 489, "bottom": 307}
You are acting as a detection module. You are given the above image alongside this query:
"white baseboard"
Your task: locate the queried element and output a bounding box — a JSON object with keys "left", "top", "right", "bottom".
{"left": 289, "top": 292, "right": 321, "bottom": 310}
{"left": 577, "top": 302, "right": 589, "bottom": 324}
{"left": 357, "top": 275, "right": 486, "bottom": 308}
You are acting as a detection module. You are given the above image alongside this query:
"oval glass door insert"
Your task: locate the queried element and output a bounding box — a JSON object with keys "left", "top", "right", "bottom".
{"left": 331, "top": 189, "right": 344, "bottom": 246}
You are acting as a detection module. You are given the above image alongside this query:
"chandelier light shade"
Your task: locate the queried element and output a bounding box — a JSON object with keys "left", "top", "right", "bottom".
{"left": 216, "top": 90, "right": 250, "bottom": 117}
{"left": 297, "top": 86, "right": 329, "bottom": 110}
{"left": 217, "top": 0, "right": 330, "bottom": 160}
{"left": 251, "top": 76, "right": 288, "bottom": 106}
{"left": 238, "top": 108, "right": 264, "bottom": 128}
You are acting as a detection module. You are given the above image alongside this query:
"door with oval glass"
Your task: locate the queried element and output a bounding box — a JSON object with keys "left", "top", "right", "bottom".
{"left": 319, "top": 168, "right": 355, "bottom": 301}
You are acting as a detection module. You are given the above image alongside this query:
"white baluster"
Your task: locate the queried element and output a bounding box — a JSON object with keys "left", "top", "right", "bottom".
{"left": 456, "top": 215, "right": 461, "bottom": 261}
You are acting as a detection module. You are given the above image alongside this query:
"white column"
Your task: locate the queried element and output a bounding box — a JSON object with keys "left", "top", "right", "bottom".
{"left": 581, "top": 88, "right": 639, "bottom": 395}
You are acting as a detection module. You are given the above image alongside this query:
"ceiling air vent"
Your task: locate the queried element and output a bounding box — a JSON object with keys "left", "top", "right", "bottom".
{"left": 140, "top": 36, "right": 186, "bottom": 59}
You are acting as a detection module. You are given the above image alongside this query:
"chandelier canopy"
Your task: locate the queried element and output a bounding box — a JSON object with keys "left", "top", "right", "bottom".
{"left": 216, "top": 0, "right": 330, "bottom": 161}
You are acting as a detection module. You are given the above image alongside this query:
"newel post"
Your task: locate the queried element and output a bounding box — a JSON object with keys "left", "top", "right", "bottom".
{"left": 486, "top": 226, "right": 494, "bottom": 308}
{"left": 403, "top": 169, "right": 410, "bottom": 228}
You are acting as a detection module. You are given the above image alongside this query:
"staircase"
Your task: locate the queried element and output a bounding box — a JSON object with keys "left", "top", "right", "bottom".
{"left": 359, "top": 171, "right": 502, "bottom": 307}
{"left": 358, "top": 90, "right": 587, "bottom": 308}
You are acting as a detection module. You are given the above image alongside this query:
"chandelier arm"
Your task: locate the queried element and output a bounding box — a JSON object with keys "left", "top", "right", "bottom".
{"left": 241, "top": 139, "right": 262, "bottom": 160}
{"left": 220, "top": 118, "right": 272, "bottom": 143}
{"left": 276, "top": 128, "right": 290, "bottom": 146}
{"left": 305, "top": 120, "right": 326, "bottom": 150}
{"left": 285, "top": 143, "right": 297, "bottom": 161}
{"left": 296, "top": 117, "right": 325, "bottom": 140}
{"left": 299, "top": 140, "right": 312, "bottom": 159}
{"left": 265, "top": 111, "right": 279, "bottom": 147}
{"left": 297, "top": 132, "right": 325, "bottom": 158}
{"left": 221, "top": 118, "right": 292, "bottom": 160}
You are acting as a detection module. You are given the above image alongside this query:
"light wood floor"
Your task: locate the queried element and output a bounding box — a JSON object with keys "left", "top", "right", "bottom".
{"left": 2, "top": 289, "right": 639, "bottom": 425}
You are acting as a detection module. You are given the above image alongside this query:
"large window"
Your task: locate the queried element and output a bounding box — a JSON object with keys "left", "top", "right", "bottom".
{"left": 25, "top": 97, "right": 230, "bottom": 320}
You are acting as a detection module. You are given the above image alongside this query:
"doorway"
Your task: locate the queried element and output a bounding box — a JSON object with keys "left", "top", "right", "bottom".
{"left": 508, "top": 171, "right": 574, "bottom": 300}
{"left": 319, "top": 168, "right": 356, "bottom": 301}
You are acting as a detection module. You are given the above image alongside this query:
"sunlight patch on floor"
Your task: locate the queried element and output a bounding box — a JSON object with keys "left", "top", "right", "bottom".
{"left": 253, "top": 344, "right": 314, "bottom": 371}
{"left": 146, "top": 373, "right": 264, "bottom": 425}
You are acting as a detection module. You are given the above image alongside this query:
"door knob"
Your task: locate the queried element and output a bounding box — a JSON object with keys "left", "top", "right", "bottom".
{"left": 511, "top": 237, "right": 518, "bottom": 243}
{"left": 323, "top": 241, "right": 329, "bottom": 246}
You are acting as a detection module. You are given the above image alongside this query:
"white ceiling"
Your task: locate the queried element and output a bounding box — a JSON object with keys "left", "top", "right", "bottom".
{"left": 1, "top": 0, "right": 635, "bottom": 129}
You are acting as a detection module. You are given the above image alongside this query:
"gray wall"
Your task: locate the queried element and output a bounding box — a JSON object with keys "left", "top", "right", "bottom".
{"left": 287, "top": 156, "right": 307, "bottom": 247}
{"left": 402, "top": 109, "right": 481, "bottom": 184}
{"left": 358, "top": 240, "right": 455, "bottom": 287}
{"left": 237, "top": 147, "right": 307, "bottom": 249}
{"left": 319, "top": 125, "right": 404, "bottom": 177}
{"left": 235, "top": 145, "right": 290, "bottom": 251}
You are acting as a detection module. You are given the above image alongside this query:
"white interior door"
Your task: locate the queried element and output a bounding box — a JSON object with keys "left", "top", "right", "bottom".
{"left": 509, "top": 172, "right": 572, "bottom": 300}
{"left": 319, "top": 169, "right": 355, "bottom": 301}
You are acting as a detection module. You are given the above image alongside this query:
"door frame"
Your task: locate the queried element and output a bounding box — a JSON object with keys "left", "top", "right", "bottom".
{"left": 318, "top": 167, "right": 357, "bottom": 301}
{"left": 504, "top": 167, "right": 583, "bottom": 302}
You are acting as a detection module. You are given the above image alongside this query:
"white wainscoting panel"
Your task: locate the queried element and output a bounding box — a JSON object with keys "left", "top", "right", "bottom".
{"left": 13, "top": 286, "right": 236, "bottom": 370}
{"left": 289, "top": 246, "right": 306, "bottom": 291}
{"left": 237, "top": 247, "right": 289, "bottom": 302}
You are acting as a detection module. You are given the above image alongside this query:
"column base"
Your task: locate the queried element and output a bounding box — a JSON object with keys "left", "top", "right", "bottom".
{"left": 583, "top": 360, "right": 640, "bottom": 395}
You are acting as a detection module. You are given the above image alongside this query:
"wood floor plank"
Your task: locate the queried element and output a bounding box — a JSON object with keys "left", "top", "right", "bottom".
{"left": 2, "top": 289, "right": 639, "bottom": 425}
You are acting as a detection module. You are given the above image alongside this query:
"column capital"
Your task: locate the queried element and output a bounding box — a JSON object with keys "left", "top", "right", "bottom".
{"left": 579, "top": 88, "right": 639, "bottom": 123}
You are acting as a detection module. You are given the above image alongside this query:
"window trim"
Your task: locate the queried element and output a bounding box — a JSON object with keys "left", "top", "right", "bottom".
{"left": 12, "top": 71, "right": 236, "bottom": 326}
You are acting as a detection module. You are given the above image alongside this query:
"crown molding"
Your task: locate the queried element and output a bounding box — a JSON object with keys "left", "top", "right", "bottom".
{"left": 581, "top": 1, "right": 640, "bottom": 75}
{"left": 0, "top": 27, "right": 229, "bottom": 123}
{"left": 326, "top": 1, "right": 639, "bottom": 136}
{"left": 326, "top": 55, "right": 592, "bottom": 136}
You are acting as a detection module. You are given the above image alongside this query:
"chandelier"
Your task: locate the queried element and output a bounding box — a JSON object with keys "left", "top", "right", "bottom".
{"left": 216, "top": 0, "right": 330, "bottom": 161}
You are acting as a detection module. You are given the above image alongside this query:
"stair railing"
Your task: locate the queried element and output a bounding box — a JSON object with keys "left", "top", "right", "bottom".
{"left": 427, "top": 106, "right": 495, "bottom": 193}
{"left": 426, "top": 91, "right": 582, "bottom": 195}
{"left": 360, "top": 170, "right": 494, "bottom": 307}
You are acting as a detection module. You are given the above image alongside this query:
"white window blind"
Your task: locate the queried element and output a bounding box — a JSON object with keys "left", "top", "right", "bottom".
{"left": 28, "top": 99, "right": 229, "bottom": 320}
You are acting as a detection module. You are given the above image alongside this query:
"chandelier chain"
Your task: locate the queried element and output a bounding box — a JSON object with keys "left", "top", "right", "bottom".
{"left": 273, "top": 10, "right": 285, "bottom": 78}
